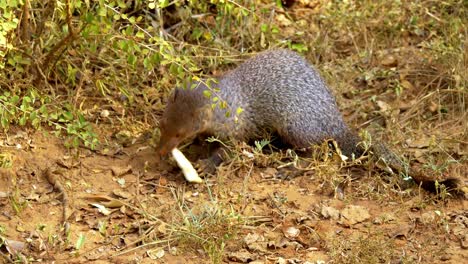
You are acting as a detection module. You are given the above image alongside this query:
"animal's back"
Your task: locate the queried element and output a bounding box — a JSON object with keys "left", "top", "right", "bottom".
{"left": 212, "top": 49, "right": 359, "bottom": 154}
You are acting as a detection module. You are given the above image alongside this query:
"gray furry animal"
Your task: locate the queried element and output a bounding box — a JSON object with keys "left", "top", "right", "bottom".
{"left": 157, "top": 49, "right": 459, "bottom": 193}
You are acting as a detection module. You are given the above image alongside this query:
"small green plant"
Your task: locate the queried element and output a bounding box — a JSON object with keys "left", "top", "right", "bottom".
{"left": 0, "top": 153, "right": 13, "bottom": 168}
{"left": 9, "top": 189, "right": 27, "bottom": 215}
{"left": 172, "top": 189, "right": 244, "bottom": 263}
{"left": 0, "top": 225, "right": 5, "bottom": 253}
{"left": 60, "top": 113, "right": 98, "bottom": 149}
{"left": 74, "top": 233, "right": 86, "bottom": 253}
{"left": 423, "top": 157, "right": 457, "bottom": 175}
{"left": 254, "top": 139, "right": 270, "bottom": 152}
{"left": 98, "top": 221, "right": 108, "bottom": 236}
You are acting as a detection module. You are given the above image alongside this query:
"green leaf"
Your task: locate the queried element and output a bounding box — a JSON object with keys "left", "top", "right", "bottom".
{"left": 29, "top": 111, "right": 37, "bottom": 122}
{"left": 169, "top": 63, "right": 178, "bottom": 75}
{"left": 19, "top": 115, "right": 26, "bottom": 126}
{"left": 271, "top": 26, "right": 279, "bottom": 34}
{"left": 10, "top": 95, "right": 19, "bottom": 104}
{"left": 73, "top": 137, "right": 80, "bottom": 148}
{"left": 1, "top": 118, "right": 9, "bottom": 129}
{"left": 127, "top": 54, "right": 136, "bottom": 66}
{"left": 203, "top": 90, "right": 212, "bottom": 98}
{"left": 220, "top": 101, "right": 227, "bottom": 109}
{"left": 75, "top": 233, "right": 85, "bottom": 250}
{"left": 62, "top": 111, "right": 74, "bottom": 121}
{"left": 143, "top": 57, "right": 150, "bottom": 69}
{"left": 291, "top": 43, "right": 308, "bottom": 52}
{"left": 78, "top": 114, "right": 86, "bottom": 123}
{"left": 97, "top": 7, "right": 107, "bottom": 17}
{"left": 22, "top": 96, "right": 31, "bottom": 104}
{"left": 158, "top": 0, "right": 169, "bottom": 8}
{"left": 236, "top": 107, "right": 244, "bottom": 115}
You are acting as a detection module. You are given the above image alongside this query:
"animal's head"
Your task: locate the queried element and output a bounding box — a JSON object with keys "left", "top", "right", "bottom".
{"left": 156, "top": 82, "right": 211, "bottom": 157}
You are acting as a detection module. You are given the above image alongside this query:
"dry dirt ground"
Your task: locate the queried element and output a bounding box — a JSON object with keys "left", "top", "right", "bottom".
{"left": 0, "top": 122, "right": 467, "bottom": 263}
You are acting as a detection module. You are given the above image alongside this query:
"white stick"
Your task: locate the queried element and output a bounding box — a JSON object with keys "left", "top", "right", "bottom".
{"left": 171, "top": 148, "right": 203, "bottom": 183}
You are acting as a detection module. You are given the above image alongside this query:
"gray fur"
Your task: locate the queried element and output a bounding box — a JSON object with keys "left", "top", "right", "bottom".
{"left": 158, "top": 49, "right": 461, "bottom": 193}
{"left": 192, "top": 49, "right": 360, "bottom": 155}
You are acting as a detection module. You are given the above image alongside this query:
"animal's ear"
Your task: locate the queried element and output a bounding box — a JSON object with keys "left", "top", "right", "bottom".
{"left": 171, "top": 88, "right": 179, "bottom": 103}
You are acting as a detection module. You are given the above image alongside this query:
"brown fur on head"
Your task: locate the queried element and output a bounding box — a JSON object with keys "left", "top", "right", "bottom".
{"left": 156, "top": 83, "right": 211, "bottom": 157}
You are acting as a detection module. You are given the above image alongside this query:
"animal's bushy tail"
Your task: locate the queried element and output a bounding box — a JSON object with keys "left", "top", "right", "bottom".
{"left": 369, "top": 142, "right": 461, "bottom": 195}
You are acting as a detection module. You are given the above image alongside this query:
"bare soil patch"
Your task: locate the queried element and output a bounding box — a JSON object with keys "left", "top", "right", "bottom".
{"left": 0, "top": 126, "right": 466, "bottom": 263}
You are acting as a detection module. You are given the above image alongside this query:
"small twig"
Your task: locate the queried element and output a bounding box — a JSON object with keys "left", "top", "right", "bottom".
{"left": 34, "top": 0, "right": 80, "bottom": 86}
{"left": 44, "top": 167, "right": 69, "bottom": 235}
{"left": 19, "top": 0, "right": 32, "bottom": 42}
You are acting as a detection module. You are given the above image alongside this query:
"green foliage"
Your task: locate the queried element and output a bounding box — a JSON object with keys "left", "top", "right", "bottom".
{"left": 75, "top": 233, "right": 86, "bottom": 251}
{"left": 1, "top": 1, "right": 291, "bottom": 149}
{"left": 254, "top": 139, "right": 270, "bottom": 152}
{"left": 0, "top": 0, "right": 22, "bottom": 70}
{"left": 0, "top": 90, "right": 98, "bottom": 149}
{"left": 0, "top": 153, "right": 13, "bottom": 168}
{"left": 0, "top": 224, "right": 5, "bottom": 247}
{"left": 10, "top": 188, "right": 27, "bottom": 215}
{"left": 60, "top": 111, "right": 98, "bottom": 149}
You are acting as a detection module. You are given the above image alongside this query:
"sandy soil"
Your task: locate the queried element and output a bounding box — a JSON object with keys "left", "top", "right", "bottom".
{"left": 0, "top": 127, "right": 466, "bottom": 263}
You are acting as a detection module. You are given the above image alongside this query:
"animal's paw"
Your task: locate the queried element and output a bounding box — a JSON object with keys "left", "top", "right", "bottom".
{"left": 194, "top": 158, "right": 217, "bottom": 175}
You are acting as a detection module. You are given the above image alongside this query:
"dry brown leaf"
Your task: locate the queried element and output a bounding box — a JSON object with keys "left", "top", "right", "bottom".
{"left": 113, "top": 189, "right": 132, "bottom": 199}
{"left": 405, "top": 137, "right": 431, "bottom": 148}
{"left": 227, "top": 249, "right": 257, "bottom": 263}
{"left": 5, "top": 239, "right": 26, "bottom": 255}
{"left": 321, "top": 206, "right": 340, "bottom": 220}
{"left": 81, "top": 194, "right": 125, "bottom": 208}
{"left": 400, "top": 80, "right": 415, "bottom": 90}
{"left": 339, "top": 205, "right": 371, "bottom": 226}
{"left": 376, "top": 100, "right": 391, "bottom": 113}
{"left": 381, "top": 54, "right": 398, "bottom": 67}
{"left": 282, "top": 226, "right": 300, "bottom": 239}
{"left": 428, "top": 101, "right": 439, "bottom": 113}
{"left": 111, "top": 165, "right": 132, "bottom": 177}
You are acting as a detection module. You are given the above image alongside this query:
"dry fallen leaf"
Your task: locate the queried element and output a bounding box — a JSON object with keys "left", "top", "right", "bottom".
{"left": 405, "top": 137, "right": 431, "bottom": 148}
{"left": 82, "top": 194, "right": 125, "bottom": 208}
{"left": 91, "top": 203, "right": 111, "bottom": 215}
{"left": 400, "top": 79, "right": 415, "bottom": 90}
{"left": 321, "top": 206, "right": 340, "bottom": 220}
{"left": 112, "top": 189, "right": 132, "bottom": 199}
{"left": 227, "top": 249, "right": 257, "bottom": 263}
{"left": 5, "top": 239, "right": 26, "bottom": 255}
{"left": 275, "top": 14, "right": 292, "bottom": 27}
{"left": 381, "top": 54, "right": 398, "bottom": 67}
{"left": 147, "top": 248, "right": 165, "bottom": 259}
{"left": 376, "top": 100, "right": 391, "bottom": 113}
{"left": 111, "top": 165, "right": 132, "bottom": 177}
{"left": 428, "top": 101, "right": 439, "bottom": 113}
{"left": 339, "top": 205, "right": 371, "bottom": 226}
{"left": 244, "top": 233, "right": 268, "bottom": 252}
